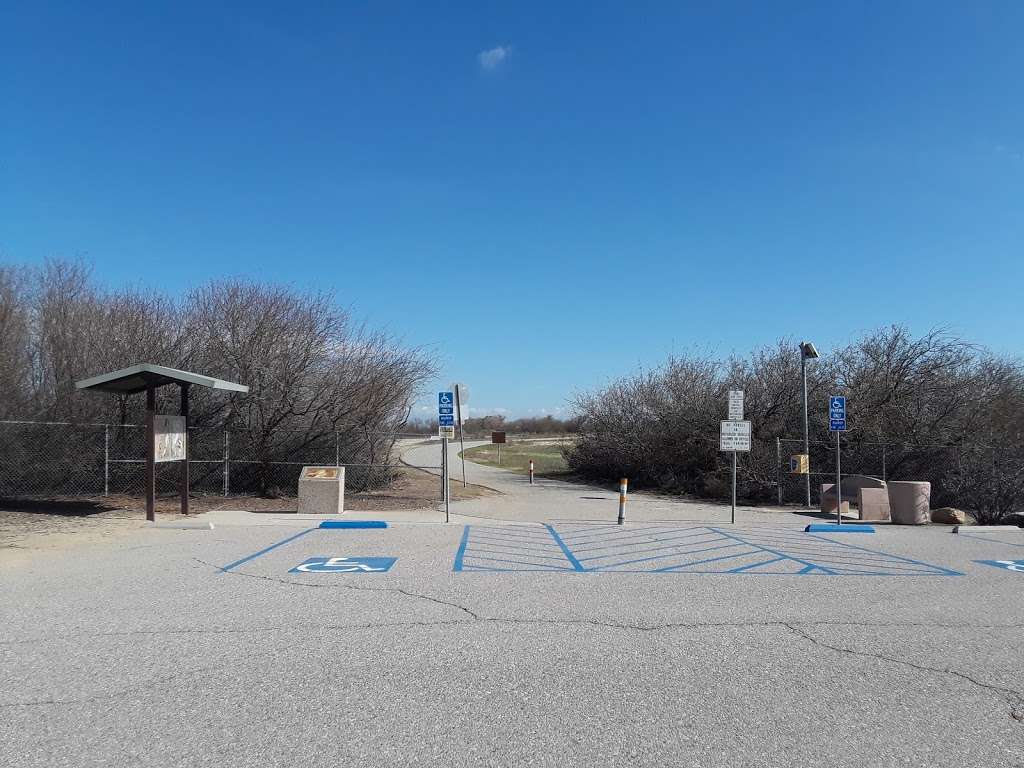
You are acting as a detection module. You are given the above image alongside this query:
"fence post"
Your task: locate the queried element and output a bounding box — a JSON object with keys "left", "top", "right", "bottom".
{"left": 223, "top": 429, "right": 230, "bottom": 497}
{"left": 776, "top": 437, "right": 782, "bottom": 506}
{"left": 103, "top": 424, "right": 109, "bottom": 496}
{"left": 335, "top": 430, "right": 340, "bottom": 467}
{"left": 881, "top": 443, "right": 887, "bottom": 481}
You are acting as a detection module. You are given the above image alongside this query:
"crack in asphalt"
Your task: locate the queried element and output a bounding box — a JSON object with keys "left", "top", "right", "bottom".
{"left": 0, "top": 664, "right": 221, "bottom": 709}
{"left": 195, "top": 557, "right": 481, "bottom": 619}
{"left": 198, "top": 559, "right": 1024, "bottom": 724}
{"left": 6, "top": 558, "right": 1022, "bottom": 723}
{"left": 780, "top": 622, "right": 1024, "bottom": 723}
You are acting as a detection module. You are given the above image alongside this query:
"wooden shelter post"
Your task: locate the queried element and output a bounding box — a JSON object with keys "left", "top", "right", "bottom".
{"left": 145, "top": 384, "right": 156, "bottom": 522}
{"left": 180, "top": 383, "right": 190, "bottom": 516}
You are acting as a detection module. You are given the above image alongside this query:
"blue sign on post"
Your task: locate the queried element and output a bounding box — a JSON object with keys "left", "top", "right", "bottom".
{"left": 829, "top": 396, "right": 847, "bottom": 432}
{"left": 438, "top": 391, "right": 455, "bottom": 427}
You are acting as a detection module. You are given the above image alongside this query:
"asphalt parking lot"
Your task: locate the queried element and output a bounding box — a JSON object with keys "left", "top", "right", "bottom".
{"left": 2, "top": 515, "right": 1024, "bottom": 767}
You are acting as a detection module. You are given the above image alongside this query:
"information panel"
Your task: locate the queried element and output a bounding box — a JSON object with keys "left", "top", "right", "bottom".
{"left": 719, "top": 420, "right": 751, "bottom": 452}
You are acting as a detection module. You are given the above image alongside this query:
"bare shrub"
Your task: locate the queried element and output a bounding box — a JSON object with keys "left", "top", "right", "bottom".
{"left": 568, "top": 328, "right": 1024, "bottom": 522}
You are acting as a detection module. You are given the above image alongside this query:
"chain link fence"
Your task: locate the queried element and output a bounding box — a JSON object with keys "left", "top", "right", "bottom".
{"left": 771, "top": 436, "right": 996, "bottom": 508}
{"left": 0, "top": 420, "right": 421, "bottom": 500}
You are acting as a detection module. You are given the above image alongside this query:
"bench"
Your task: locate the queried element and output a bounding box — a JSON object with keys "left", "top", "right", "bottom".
{"left": 821, "top": 475, "right": 890, "bottom": 521}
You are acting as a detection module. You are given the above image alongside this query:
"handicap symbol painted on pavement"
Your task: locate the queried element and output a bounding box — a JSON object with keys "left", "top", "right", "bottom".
{"left": 290, "top": 556, "right": 397, "bottom": 573}
{"left": 975, "top": 559, "right": 1024, "bottom": 574}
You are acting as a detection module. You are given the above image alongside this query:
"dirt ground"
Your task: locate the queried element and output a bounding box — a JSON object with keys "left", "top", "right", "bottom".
{"left": 0, "top": 467, "right": 496, "bottom": 552}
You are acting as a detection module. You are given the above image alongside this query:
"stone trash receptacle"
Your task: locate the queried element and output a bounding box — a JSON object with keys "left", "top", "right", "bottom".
{"left": 298, "top": 466, "right": 346, "bottom": 515}
{"left": 887, "top": 481, "right": 930, "bottom": 525}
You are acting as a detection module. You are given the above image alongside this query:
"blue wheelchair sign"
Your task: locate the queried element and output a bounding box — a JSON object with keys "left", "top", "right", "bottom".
{"left": 829, "top": 395, "right": 847, "bottom": 431}
{"left": 290, "top": 556, "right": 396, "bottom": 573}
{"left": 439, "top": 391, "right": 455, "bottom": 426}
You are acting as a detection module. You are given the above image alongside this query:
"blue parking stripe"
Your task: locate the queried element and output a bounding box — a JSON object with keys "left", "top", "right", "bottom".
{"left": 569, "top": 528, "right": 721, "bottom": 555}
{"left": 453, "top": 524, "right": 962, "bottom": 576}
{"left": 803, "top": 532, "right": 963, "bottom": 575}
{"left": 575, "top": 532, "right": 730, "bottom": 562}
{"left": 707, "top": 527, "right": 834, "bottom": 574}
{"left": 453, "top": 525, "right": 471, "bottom": 572}
{"left": 585, "top": 541, "right": 750, "bottom": 570}
{"left": 653, "top": 549, "right": 762, "bottom": 572}
{"left": 219, "top": 528, "right": 317, "bottom": 573}
{"left": 727, "top": 556, "right": 788, "bottom": 573}
{"left": 544, "top": 524, "right": 586, "bottom": 572}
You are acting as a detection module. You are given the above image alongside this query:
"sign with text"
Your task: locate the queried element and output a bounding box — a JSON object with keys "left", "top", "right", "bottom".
{"left": 829, "top": 396, "right": 847, "bottom": 431}
{"left": 720, "top": 420, "right": 752, "bottom": 452}
{"left": 154, "top": 415, "right": 186, "bottom": 463}
{"left": 439, "top": 425, "right": 455, "bottom": 439}
{"left": 491, "top": 431, "right": 506, "bottom": 444}
{"left": 728, "top": 390, "right": 744, "bottom": 421}
{"left": 438, "top": 391, "right": 455, "bottom": 427}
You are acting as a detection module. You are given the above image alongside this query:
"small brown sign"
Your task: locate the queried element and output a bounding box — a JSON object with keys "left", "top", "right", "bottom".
{"left": 491, "top": 431, "right": 506, "bottom": 444}
{"left": 304, "top": 467, "right": 339, "bottom": 480}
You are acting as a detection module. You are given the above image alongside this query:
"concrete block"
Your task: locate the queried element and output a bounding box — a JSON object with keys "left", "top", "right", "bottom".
{"left": 298, "top": 466, "right": 345, "bottom": 515}
{"left": 858, "top": 487, "right": 891, "bottom": 522}
{"left": 887, "top": 481, "right": 931, "bottom": 525}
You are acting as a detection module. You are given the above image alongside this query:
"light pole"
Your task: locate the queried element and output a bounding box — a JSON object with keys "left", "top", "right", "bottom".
{"left": 799, "top": 341, "right": 819, "bottom": 508}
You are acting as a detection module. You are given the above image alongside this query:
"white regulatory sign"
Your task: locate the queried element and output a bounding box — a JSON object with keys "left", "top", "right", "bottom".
{"left": 720, "top": 420, "right": 751, "bottom": 452}
{"left": 154, "top": 415, "right": 186, "bottom": 463}
{"left": 728, "top": 390, "right": 744, "bottom": 421}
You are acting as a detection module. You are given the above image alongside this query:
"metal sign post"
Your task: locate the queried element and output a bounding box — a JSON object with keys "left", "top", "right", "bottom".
{"left": 720, "top": 416, "right": 751, "bottom": 525}
{"left": 442, "top": 436, "right": 450, "bottom": 523}
{"left": 723, "top": 390, "right": 748, "bottom": 525}
{"left": 438, "top": 391, "right": 456, "bottom": 521}
{"left": 448, "top": 382, "right": 471, "bottom": 487}
{"left": 829, "top": 395, "right": 847, "bottom": 525}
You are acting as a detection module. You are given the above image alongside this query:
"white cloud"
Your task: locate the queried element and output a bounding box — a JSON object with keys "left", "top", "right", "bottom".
{"left": 478, "top": 45, "right": 511, "bottom": 71}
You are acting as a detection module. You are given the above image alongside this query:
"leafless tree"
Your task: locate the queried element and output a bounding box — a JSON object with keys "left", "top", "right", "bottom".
{"left": 568, "top": 328, "right": 1024, "bottom": 523}
{"left": 0, "top": 261, "right": 436, "bottom": 496}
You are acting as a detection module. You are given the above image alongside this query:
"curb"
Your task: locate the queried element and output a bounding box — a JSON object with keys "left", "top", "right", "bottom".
{"left": 319, "top": 520, "right": 388, "bottom": 529}
{"left": 147, "top": 521, "right": 215, "bottom": 530}
{"left": 805, "top": 523, "right": 875, "bottom": 534}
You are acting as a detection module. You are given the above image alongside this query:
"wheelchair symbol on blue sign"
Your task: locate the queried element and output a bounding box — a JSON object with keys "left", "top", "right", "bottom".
{"left": 290, "top": 556, "right": 396, "bottom": 573}
{"left": 439, "top": 392, "right": 453, "bottom": 407}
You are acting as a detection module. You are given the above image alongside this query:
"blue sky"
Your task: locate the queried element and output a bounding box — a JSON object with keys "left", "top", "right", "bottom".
{"left": 3, "top": 2, "right": 1023, "bottom": 418}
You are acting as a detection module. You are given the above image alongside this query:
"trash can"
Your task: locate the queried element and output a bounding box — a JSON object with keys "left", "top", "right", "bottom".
{"left": 887, "top": 481, "right": 930, "bottom": 525}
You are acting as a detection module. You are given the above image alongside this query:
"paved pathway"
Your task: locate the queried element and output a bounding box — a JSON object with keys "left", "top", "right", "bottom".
{"left": 401, "top": 437, "right": 824, "bottom": 526}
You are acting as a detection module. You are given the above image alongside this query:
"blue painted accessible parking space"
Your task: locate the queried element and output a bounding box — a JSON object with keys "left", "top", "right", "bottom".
{"left": 290, "top": 556, "right": 397, "bottom": 573}
{"left": 454, "top": 524, "right": 962, "bottom": 576}
{"left": 975, "top": 559, "right": 1024, "bottom": 574}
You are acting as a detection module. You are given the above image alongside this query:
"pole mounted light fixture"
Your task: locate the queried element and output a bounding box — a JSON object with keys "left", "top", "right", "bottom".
{"left": 799, "top": 341, "right": 817, "bottom": 508}
{"left": 800, "top": 341, "right": 819, "bottom": 359}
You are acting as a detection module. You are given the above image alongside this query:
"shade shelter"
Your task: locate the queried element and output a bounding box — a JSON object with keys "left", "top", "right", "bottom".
{"left": 76, "top": 364, "right": 248, "bottom": 521}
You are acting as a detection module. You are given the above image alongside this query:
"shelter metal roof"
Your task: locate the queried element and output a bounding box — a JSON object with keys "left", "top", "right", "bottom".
{"left": 75, "top": 363, "right": 249, "bottom": 395}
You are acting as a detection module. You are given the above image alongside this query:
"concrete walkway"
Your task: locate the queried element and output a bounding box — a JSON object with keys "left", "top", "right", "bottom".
{"left": 400, "top": 437, "right": 824, "bottom": 527}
